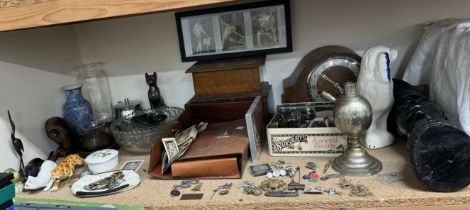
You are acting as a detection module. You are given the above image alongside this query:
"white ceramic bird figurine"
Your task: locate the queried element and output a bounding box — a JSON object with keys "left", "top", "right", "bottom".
{"left": 357, "top": 46, "right": 398, "bottom": 149}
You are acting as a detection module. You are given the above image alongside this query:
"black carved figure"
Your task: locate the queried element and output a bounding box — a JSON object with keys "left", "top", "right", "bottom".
{"left": 8, "top": 110, "right": 25, "bottom": 176}
{"left": 145, "top": 72, "right": 166, "bottom": 110}
{"left": 392, "top": 79, "right": 470, "bottom": 192}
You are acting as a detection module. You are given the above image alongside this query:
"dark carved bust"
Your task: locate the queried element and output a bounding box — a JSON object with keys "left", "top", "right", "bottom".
{"left": 145, "top": 72, "right": 166, "bottom": 110}
{"left": 45, "top": 117, "right": 73, "bottom": 160}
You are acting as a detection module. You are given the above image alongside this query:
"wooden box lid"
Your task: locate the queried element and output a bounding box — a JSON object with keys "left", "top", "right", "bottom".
{"left": 185, "top": 55, "right": 266, "bottom": 74}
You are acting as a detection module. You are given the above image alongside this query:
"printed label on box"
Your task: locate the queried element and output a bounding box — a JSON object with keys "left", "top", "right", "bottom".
{"left": 269, "top": 133, "right": 347, "bottom": 155}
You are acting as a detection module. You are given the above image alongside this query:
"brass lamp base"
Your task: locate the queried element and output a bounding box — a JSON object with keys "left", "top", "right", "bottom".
{"left": 332, "top": 146, "right": 382, "bottom": 176}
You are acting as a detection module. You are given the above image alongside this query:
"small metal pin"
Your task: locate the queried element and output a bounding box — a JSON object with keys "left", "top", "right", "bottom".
{"left": 320, "top": 174, "right": 344, "bottom": 181}
{"left": 323, "top": 160, "right": 332, "bottom": 174}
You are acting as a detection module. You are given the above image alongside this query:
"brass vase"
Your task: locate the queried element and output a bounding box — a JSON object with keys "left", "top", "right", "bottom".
{"left": 332, "top": 82, "right": 382, "bottom": 176}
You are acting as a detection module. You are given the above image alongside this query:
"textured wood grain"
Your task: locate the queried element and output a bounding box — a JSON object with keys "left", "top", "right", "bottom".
{"left": 192, "top": 67, "right": 261, "bottom": 96}
{"left": 188, "top": 56, "right": 265, "bottom": 96}
{"left": 0, "top": 0, "right": 236, "bottom": 32}
{"left": 282, "top": 45, "right": 361, "bottom": 103}
{"left": 186, "top": 82, "right": 272, "bottom": 122}
{"left": 186, "top": 55, "right": 266, "bottom": 73}
{"left": 0, "top": 0, "right": 53, "bottom": 9}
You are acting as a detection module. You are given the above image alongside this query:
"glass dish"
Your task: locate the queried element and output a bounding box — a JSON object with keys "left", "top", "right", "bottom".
{"left": 110, "top": 107, "right": 183, "bottom": 153}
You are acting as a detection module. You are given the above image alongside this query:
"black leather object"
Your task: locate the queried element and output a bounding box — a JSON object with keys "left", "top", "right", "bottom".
{"left": 392, "top": 79, "right": 470, "bottom": 192}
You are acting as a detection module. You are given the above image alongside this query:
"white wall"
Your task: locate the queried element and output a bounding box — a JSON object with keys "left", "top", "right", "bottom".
{"left": 107, "top": 72, "right": 194, "bottom": 111}
{"left": 0, "top": 26, "right": 83, "bottom": 75}
{"left": 73, "top": 0, "right": 470, "bottom": 108}
{"left": 74, "top": 11, "right": 196, "bottom": 107}
{"left": 0, "top": 26, "right": 78, "bottom": 170}
{"left": 0, "top": 62, "right": 75, "bottom": 170}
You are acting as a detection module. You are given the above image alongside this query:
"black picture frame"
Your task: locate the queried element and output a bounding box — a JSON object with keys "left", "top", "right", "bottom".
{"left": 175, "top": 0, "right": 292, "bottom": 62}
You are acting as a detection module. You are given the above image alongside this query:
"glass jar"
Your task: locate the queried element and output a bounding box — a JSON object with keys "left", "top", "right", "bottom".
{"left": 77, "top": 62, "right": 113, "bottom": 123}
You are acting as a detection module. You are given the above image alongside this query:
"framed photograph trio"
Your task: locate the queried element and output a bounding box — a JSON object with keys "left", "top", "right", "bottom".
{"left": 175, "top": 0, "right": 292, "bottom": 62}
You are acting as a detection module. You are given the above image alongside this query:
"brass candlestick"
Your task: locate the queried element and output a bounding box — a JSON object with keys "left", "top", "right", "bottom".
{"left": 332, "top": 82, "right": 382, "bottom": 176}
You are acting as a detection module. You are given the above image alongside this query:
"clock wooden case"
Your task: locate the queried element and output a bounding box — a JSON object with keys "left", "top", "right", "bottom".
{"left": 282, "top": 46, "right": 362, "bottom": 103}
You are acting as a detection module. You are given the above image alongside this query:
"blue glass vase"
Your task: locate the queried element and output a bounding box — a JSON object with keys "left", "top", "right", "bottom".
{"left": 63, "top": 84, "right": 93, "bottom": 136}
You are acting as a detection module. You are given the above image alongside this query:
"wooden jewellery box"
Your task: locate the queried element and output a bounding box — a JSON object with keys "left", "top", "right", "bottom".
{"left": 186, "top": 55, "right": 265, "bottom": 97}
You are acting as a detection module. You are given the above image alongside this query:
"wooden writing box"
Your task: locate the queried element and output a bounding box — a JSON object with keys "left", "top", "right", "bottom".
{"left": 147, "top": 84, "right": 273, "bottom": 179}
{"left": 148, "top": 100, "right": 255, "bottom": 179}
{"left": 186, "top": 83, "right": 273, "bottom": 162}
{"left": 186, "top": 82, "right": 272, "bottom": 123}
{"left": 186, "top": 56, "right": 265, "bottom": 97}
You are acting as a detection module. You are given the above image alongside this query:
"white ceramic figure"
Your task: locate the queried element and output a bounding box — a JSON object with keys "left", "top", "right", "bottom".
{"left": 357, "top": 46, "right": 398, "bottom": 149}
{"left": 24, "top": 160, "right": 57, "bottom": 191}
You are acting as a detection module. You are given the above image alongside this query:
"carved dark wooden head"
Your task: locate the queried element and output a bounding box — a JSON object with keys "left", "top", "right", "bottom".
{"left": 45, "top": 117, "right": 72, "bottom": 148}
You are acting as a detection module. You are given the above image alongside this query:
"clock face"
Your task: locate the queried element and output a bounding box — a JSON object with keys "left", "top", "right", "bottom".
{"left": 307, "top": 57, "right": 360, "bottom": 101}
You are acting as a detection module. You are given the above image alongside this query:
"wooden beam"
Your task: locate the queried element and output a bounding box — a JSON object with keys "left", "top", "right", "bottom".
{"left": 0, "top": 0, "right": 236, "bottom": 32}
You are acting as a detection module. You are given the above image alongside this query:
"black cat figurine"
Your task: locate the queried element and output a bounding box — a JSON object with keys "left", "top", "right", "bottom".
{"left": 145, "top": 72, "right": 166, "bottom": 110}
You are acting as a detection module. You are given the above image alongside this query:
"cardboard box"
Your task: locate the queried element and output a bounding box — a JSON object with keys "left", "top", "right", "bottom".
{"left": 267, "top": 102, "right": 347, "bottom": 157}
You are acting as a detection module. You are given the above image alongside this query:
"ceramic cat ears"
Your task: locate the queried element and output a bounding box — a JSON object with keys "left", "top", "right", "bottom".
{"left": 145, "top": 72, "right": 157, "bottom": 78}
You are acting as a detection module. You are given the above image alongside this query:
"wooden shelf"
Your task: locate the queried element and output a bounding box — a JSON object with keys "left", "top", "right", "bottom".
{"left": 0, "top": 0, "right": 236, "bottom": 32}
{"left": 17, "top": 142, "right": 470, "bottom": 209}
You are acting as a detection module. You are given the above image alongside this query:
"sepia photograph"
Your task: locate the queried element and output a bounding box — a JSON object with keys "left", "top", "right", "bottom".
{"left": 162, "top": 138, "right": 179, "bottom": 160}
{"left": 120, "top": 160, "right": 144, "bottom": 172}
{"left": 251, "top": 7, "right": 280, "bottom": 48}
{"left": 219, "top": 12, "right": 246, "bottom": 51}
{"left": 189, "top": 16, "right": 216, "bottom": 54}
{"left": 175, "top": 0, "right": 291, "bottom": 61}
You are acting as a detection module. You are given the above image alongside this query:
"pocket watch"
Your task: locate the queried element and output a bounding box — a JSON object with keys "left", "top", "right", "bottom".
{"left": 307, "top": 57, "right": 360, "bottom": 101}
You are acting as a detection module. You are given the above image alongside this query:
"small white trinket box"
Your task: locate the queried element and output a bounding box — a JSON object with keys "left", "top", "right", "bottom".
{"left": 85, "top": 149, "right": 119, "bottom": 174}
